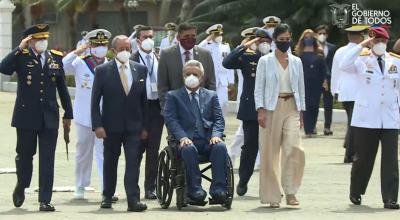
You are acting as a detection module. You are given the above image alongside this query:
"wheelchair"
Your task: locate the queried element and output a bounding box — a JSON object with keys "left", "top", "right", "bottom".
{"left": 156, "top": 138, "right": 234, "bottom": 210}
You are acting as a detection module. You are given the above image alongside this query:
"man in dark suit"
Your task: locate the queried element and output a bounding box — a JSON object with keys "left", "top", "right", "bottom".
{"left": 130, "top": 26, "right": 163, "bottom": 200}
{"left": 315, "top": 25, "right": 337, "bottom": 135}
{"left": 158, "top": 23, "right": 216, "bottom": 110}
{"left": 164, "top": 60, "right": 228, "bottom": 203}
{"left": 91, "top": 35, "right": 148, "bottom": 212}
{"left": 222, "top": 27, "right": 271, "bottom": 196}
{"left": 0, "top": 24, "right": 73, "bottom": 211}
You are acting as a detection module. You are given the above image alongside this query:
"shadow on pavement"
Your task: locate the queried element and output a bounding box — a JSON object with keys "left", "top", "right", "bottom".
{"left": 0, "top": 208, "right": 59, "bottom": 215}
{"left": 331, "top": 205, "right": 394, "bottom": 213}
{"left": 247, "top": 206, "right": 301, "bottom": 213}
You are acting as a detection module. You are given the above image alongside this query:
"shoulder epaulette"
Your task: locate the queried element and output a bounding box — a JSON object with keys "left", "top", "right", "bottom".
{"left": 21, "top": 49, "right": 30, "bottom": 54}
{"left": 245, "top": 49, "right": 256, "bottom": 54}
{"left": 50, "top": 49, "right": 63, "bottom": 56}
{"left": 360, "top": 48, "right": 371, "bottom": 56}
{"left": 389, "top": 52, "right": 400, "bottom": 59}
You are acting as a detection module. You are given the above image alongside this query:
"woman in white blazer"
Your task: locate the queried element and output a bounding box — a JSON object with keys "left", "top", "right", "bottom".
{"left": 254, "top": 24, "right": 306, "bottom": 208}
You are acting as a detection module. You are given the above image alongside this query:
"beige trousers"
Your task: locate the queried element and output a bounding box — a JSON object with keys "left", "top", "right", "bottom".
{"left": 259, "top": 98, "right": 305, "bottom": 204}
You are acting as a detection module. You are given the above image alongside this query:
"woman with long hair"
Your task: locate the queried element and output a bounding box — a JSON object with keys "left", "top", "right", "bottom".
{"left": 255, "top": 23, "right": 305, "bottom": 208}
{"left": 295, "top": 29, "right": 328, "bottom": 137}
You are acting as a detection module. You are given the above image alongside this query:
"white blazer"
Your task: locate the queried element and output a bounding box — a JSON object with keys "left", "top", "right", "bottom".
{"left": 340, "top": 44, "right": 400, "bottom": 129}
{"left": 330, "top": 42, "right": 359, "bottom": 101}
{"left": 254, "top": 52, "right": 305, "bottom": 112}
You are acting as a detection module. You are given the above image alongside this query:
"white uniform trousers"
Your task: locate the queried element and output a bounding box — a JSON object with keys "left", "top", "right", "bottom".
{"left": 75, "top": 123, "right": 104, "bottom": 191}
{"left": 217, "top": 85, "right": 229, "bottom": 117}
{"left": 259, "top": 98, "right": 305, "bottom": 203}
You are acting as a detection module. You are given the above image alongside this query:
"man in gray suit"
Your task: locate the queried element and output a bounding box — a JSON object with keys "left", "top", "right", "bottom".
{"left": 157, "top": 23, "right": 216, "bottom": 109}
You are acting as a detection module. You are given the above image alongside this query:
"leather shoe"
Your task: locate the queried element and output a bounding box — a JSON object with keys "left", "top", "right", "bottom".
{"left": 111, "top": 195, "right": 119, "bottom": 203}
{"left": 39, "top": 202, "right": 55, "bottom": 212}
{"left": 384, "top": 200, "right": 400, "bottom": 209}
{"left": 144, "top": 191, "right": 157, "bottom": 200}
{"left": 323, "top": 128, "right": 333, "bottom": 136}
{"left": 127, "top": 201, "right": 147, "bottom": 212}
{"left": 211, "top": 191, "right": 227, "bottom": 203}
{"left": 236, "top": 184, "right": 247, "bottom": 196}
{"left": 188, "top": 190, "right": 207, "bottom": 202}
{"left": 349, "top": 194, "right": 361, "bottom": 205}
{"left": 12, "top": 184, "right": 25, "bottom": 208}
{"left": 100, "top": 197, "right": 112, "bottom": 209}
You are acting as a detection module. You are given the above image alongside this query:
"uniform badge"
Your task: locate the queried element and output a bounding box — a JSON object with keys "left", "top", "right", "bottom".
{"left": 366, "top": 76, "right": 371, "bottom": 84}
{"left": 249, "top": 62, "right": 257, "bottom": 66}
{"left": 33, "top": 59, "right": 38, "bottom": 64}
{"left": 27, "top": 64, "right": 34, "bottom": 68}
{"left": 251, "top": 73, "right": 256, "bottom": 77}
{"left": 52, "top": 76, "right": 56, "bottom": 82}
{"left": 388, "top": 65, "right": 398, "bottom": 74}
{"left": 49, "top": 63, "right": 60, "bottom": 69}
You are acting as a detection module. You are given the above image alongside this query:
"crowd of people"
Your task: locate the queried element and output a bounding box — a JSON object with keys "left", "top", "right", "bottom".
{"left": 0, "top": 14, "right": 399, "bottom": 212}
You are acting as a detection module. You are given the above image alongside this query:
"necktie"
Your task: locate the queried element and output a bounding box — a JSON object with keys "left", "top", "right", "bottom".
{"left": 184, "top": 51, "right": 191, "bottom": 63}
{"left": 119, "top": 64, "right": 129, "bottom": 95}
{"left": 146, "top": 54, "right": 158, "bottom": 98}
{"left": 146, "top": 54, "right": 154, "bottom": 80}
{"left": 37, "top": 54, "right": 42, "bottom": 68}
{"left": 378, "top": 57, "right": 384, "bottom": 73}
{"left": 190, "top": 92, "right": 204, "bottom": 138}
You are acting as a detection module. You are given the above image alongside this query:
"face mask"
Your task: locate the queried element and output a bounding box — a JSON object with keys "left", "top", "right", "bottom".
{"left": 116, "top": 50, "right": 131, "bottom": 63}
{"left": 141, "top": 38, "right": 154, "bottom": 51}
{"left": 214, "top": 36, "right": 223, "bottom": 44}
{"left": 258, "top": 42, "right": 271, "bottom": 54}
{"left": 303, "top": 38, "right": 315, "bottom": 47}
{"left": 275, "top": 41, "right": 291, "bottom": 53}
{"left": 250, "top": 43, "right": 257, "bottom": 51}
{"left": 167, "top": 30, "right": 175, "bottom": 36}
{"left": 318, "top": 34, "right": 327, "bottom": 43}
{"left": 35, "top": 39, "right": 48, "bottom": 53}
{"left": 180, "top": 38, "right": 196, "bottom": 50}
{"left": 372, "top": 42, "right": 387, "bottom": 56}
{"left": 91, "top": 46, "right": 108, "bottom": 58}
{"left": 184, "top": 74, "right": 200, "bottom": 89}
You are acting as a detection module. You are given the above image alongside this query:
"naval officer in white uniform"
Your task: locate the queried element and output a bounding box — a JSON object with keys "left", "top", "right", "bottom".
{"left": 159, "top": 22, "right": 178, "bottom": 51}
{"left": 199, "top": 24, "right": 234, "bottom": 116}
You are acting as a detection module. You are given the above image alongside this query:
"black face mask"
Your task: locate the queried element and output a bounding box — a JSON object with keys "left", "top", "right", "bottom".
{"left": 275, "top": 41, "right": 291, "bottom": 53}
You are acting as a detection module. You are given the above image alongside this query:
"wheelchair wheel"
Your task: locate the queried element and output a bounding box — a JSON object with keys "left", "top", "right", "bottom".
{"left": 224, "top": 156, "right": 234, "bottom": 210}
{"left": 156, "top": 148, "right": 175, "bottom": 209}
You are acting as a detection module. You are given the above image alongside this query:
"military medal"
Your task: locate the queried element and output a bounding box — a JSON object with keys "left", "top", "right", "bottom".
{"left": 388, "top": 65, "right": 398, "bottom": 74}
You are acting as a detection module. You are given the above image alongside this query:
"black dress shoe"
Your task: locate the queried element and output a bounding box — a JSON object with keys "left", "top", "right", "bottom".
{"left": 100, "top": 197, "right": 112, "bottom": 209}
{"left": 343, "top": 155, "right": 353, "bottom": 163}
{"left": 127, "top": 201, "right": 147, "bottom": 212}
{"left": 350, "top": 194, "right": 361, "bottom": 205}
{"left": 111, "top": 195, "right": 119, "bottom": 203}
{"left": 384, "top": 200, "right": 400, "bottom": 209}
{"left": 12, "top": 184, "right": 25, "bottom": 208}
{"left": 236, "top": 184, "right": 248, "bottom": 196}
{"left": 188, "top": 190, "right": 207, "bottom": 202}
{"left": 211, "top": 191, "right": 227, "bottom": 203}
{"left": 324, "top": 128, "right": 333, "bottom": 136}
{"left": 39, "top": 202, "right": 55, "bottom": 212}
{"left": 145, "top": 191, "right": 157, "bottom": 200}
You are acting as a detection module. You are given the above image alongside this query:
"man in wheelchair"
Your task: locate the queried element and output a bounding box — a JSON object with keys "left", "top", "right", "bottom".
{"left": 163, "top": 60, "right": 228, "bottom": 204}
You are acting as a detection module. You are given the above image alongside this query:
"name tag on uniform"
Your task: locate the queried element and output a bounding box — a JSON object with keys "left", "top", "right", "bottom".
{"left": 151, "top": 82, "right": 158, "bottom": 92}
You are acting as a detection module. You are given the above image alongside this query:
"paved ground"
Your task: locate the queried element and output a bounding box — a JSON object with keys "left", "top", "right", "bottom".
{"left": 0, "top": 91, "right": 398, "bottom": 220}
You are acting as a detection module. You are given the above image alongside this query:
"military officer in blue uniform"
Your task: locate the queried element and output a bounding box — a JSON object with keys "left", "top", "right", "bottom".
{"left": 0, "top": 24, "right": 73, "bottom": 211}
{"left": 222, "top": 27, "right": 272, "bottom": 196}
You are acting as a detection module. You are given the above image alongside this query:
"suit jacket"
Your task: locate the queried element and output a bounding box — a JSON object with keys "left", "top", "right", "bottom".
{"left": 0, "top": 47, "right": 73, "bottom": 130}
{"left": 130, "top": 51, "right": 159, "bottom": 63}
{"left": 91, "top": 59, "right": 148, "bottom": 134}
{"left": 164, "top": 87, "right": 224, "bottom": 141}
{"left": 223, "top": 45, "right": 261, "bottom": 121}
{"left": 157, "top": 44, "right": 216, "bottom": 109}
{"left": 254, "top": 52, "right": 306, "bottom": 112}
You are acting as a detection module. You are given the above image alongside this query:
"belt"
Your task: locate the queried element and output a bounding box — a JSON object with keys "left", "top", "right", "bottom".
{"left": 278, "top": 94, "right": 294, "bottom": 101}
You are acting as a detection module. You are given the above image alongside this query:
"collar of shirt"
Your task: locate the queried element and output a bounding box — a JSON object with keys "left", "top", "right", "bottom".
{"left": 115, "top": 58, "right": 131, "bottom": 73}
{"left": 138, "top": 48, "right": 154, "bottom": 64}
{"left": 31, "top": 48, "right": 45, "bottom": 66}
{"left": 185, "top": 87, "right": 200, "bottom": 100}
{"left": 179, "top": 43, "right": 194, "bottom": 56}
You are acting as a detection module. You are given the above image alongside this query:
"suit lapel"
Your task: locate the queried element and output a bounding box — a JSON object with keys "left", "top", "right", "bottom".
{"left": 198, "top": 88, "right": 206, "bottom": 114}
{"left": 193, "top": 46, "right": 199, "bottom": 60}
{"left": 127, "top": 61, "right": 138, "bottom": 96}
{"left": 175, "top": 45, "right": 184, "bottom": 71}
{"left": 180, "top": 87, "right": 195, "bottom": 117}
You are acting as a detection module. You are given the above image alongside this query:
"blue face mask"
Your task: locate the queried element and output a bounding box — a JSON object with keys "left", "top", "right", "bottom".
{"left": 303, "top": 38, "right": 315, "bottom": 46}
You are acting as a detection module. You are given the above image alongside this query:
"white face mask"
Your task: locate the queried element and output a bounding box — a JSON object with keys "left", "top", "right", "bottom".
{"left": 116, "top": 50, "right": 131, "bottom": 63}
{"left": 184, "top": 74, "right": 200, "bottom": 89}
{"left": 372, "top": 42, "right": 387, "bottom": 56}
{"left": 258, "top": 42, "right": 271, "bottom": 54}
{"left": 167, "top": 30, "right": 175, "bottom": 36}
{"left": 250, "top": 43, "right": 257, "bottom": 51}
{"left": 35, "top": 39, "right": 48, "bottom": 53}
{"left": 91, "top": 46, "right": 108, "bottom": 58}
{"left": 140, "top": 38, "right": 154, "bottom": 52}
{"left": 214, "top": 36, "right": 223, "bottom": 44}
{"left": 318, "top": 34, "right": 327, "bottom": 43}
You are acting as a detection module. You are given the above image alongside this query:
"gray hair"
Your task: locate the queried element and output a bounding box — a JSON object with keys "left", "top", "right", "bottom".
{"left": 183, "top": 60, "right": 204, "bottom": 75}
{"left": 111, "top": 35, "right": 129, "bottom": 48}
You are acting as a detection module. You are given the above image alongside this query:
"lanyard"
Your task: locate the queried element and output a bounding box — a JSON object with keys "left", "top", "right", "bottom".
{"left": 138, "top": 53, "right": 154, "bottom": 77}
